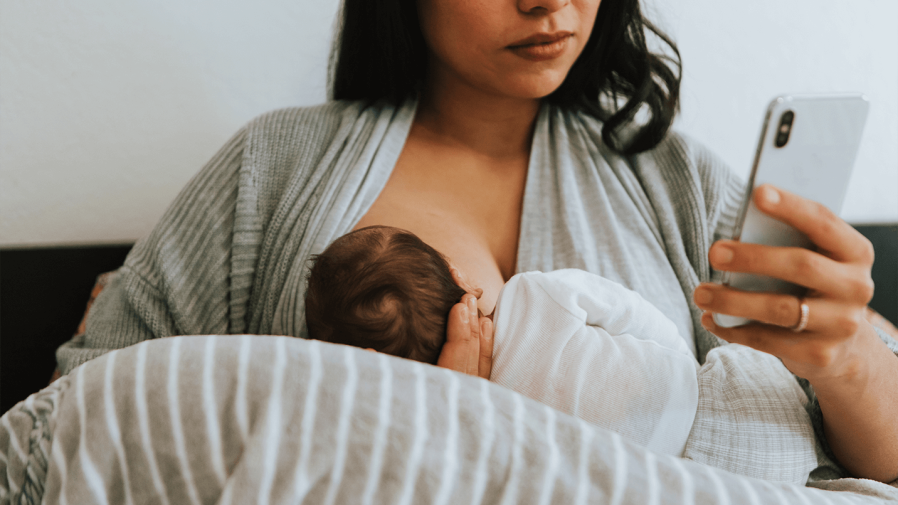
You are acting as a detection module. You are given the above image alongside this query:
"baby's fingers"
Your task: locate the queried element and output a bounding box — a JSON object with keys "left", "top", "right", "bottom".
{"left": 439, "top": 300, "right": 476, "bottom": 375}
{"left": 478, "top": 317, "right": 493, "bottom": 380}
{"left": 464, "top": 295, "right": 482, "bottom": 374}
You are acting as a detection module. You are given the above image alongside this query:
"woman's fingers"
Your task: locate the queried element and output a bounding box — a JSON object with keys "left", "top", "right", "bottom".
{"left": 753, "top": 184, "right": 875, "bottom": 264}
{"left": 694, "top": 283, "right": 864, "bottom": 334}
{"left": 695, "top": 283, "right": 804, "bottom": 328}
{"left": 699, "top": 312, "right": 815, "bottom": 364}
{"left": 699, "top": 311, "right": 863, "bottom": 375}
{"left": 700, "top": 185, "right": 882, "bottom": 385}
{"left": 708, "top": 241, "right": 874, "bottom": 302}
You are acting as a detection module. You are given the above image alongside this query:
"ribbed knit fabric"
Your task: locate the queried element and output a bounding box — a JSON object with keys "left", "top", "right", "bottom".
{"left": 55, "top": 98, "right": 898, "bottom": 480}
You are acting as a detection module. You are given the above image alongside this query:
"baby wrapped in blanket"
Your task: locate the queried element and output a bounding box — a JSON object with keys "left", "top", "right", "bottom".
{"left": 305, "top": 226, "right": 819, "bottom": 484}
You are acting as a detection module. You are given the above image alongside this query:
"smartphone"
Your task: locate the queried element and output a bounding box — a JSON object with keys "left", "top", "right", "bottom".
{"left": 713, "top": 94, "right": 869, "bottom": 328}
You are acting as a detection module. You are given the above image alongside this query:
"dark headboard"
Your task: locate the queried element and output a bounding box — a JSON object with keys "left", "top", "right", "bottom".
{"left": 2, "top": 225, "right": 896, "bottom": 414}
{"left": 1, "top": 244, "right": 133, "bottom": 413}
{"left": 854, "top": 225, "right": 898, "bottom": 326}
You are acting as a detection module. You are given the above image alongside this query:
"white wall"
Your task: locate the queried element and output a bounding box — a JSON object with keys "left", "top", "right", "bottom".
{"left": 0, "top": 1, "right": 339, "bottom": 246}
{"left": 653, "top": 0, "right": 898, "bottom": 226}
{"left": 2, "top": 0, "right": 896, "bottom": 247}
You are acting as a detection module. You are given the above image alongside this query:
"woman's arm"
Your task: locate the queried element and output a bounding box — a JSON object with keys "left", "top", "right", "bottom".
{"left": 694, "top": 184, "right": 898, "bottom": 483}
{"left": 56, "top": 127, "right": 248, "bottom": 375}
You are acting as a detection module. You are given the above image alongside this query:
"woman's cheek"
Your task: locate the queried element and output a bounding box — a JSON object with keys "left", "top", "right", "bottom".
{"left": 416, "top": 0, "right": 601, "bottom": 99}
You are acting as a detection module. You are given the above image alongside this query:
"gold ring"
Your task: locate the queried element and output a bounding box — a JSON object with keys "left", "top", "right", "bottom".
{"left": 791, "top": 299, "right": 809, "bottom": 332}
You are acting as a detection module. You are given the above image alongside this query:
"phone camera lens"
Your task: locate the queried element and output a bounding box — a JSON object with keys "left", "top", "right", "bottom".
{"left": 774, "top": 110, "right": 795, "bottom": 148}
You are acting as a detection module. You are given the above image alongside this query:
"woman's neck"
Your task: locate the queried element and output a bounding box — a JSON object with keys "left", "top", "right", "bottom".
{"left": 415, "top": 70, "right": 541, "bottom": 161}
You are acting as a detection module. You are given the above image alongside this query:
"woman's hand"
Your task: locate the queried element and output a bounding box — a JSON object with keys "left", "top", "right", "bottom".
{"left": 693, "top": 183, "right": 898, "bottom": 482}
{"left": 436, "top": 268, "right": 494, "bottom": 379}
{"left": 694, "top": 184, "right": 878, "bottom": 382}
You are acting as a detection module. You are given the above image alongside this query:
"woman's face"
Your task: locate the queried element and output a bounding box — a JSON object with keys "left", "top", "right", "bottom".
{"left": 417, "top": 0, "right": 601, "bottom": 100}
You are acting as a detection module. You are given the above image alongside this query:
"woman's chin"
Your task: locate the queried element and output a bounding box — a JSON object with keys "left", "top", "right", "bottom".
{"left": 497, "top": 75, "right": 568, "bottom": 100}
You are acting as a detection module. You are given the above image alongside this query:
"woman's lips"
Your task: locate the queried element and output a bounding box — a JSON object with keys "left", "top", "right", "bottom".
{"left": 507, "top": 32, "right": 573, "bottom": 62}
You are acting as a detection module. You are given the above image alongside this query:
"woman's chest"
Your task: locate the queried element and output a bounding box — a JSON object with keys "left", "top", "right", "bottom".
{"left": 353, "top": 142, "right": 529, "bottom": 313}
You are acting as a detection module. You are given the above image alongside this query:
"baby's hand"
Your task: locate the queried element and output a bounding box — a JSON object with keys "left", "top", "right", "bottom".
{"left": 438, "top": 293, "right": 493, "bottom": 379}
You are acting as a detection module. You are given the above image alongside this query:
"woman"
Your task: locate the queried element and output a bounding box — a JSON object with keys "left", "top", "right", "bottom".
{"left": 56, "top": 0, "right": 897, "bottom": 483}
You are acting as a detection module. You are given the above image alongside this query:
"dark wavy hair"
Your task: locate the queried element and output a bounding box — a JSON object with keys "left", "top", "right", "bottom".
{"left": 305, "top": 226, "right": 467, "bottom": 364}
{"left": 329, "top": 0, "right": 681, "bottom": 154}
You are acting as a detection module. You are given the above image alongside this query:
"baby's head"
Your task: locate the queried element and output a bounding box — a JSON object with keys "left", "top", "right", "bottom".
{"left": 305, "top": 226, "right": 467, "bottom": 364}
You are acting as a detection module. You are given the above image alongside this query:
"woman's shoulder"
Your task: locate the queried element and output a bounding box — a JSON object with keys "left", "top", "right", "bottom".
{"left": 242, "top": 100, "right": 364, "bottom": 142}
{"left": 615, "top": 126, "right": 745, "bottom": 212}
{"left": 244, "top": 99, "right": 402, "bottom": 140}
{"left": 561, "top": 106, "right": 737, "bottom": 183}
{"left": 234, "top": 99, "right": 410, "bottom": 172}
{"left": 565, "top": 107, "right": 746, "bottom": 236}
{"left": 645, "top": 130, "right": 734, "bottom": 180}
{"left": 248, "top": 100, "right": 358, "bottom": 124}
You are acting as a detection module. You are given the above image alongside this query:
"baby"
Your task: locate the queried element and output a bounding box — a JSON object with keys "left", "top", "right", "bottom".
{"left": 305, "top": 225, "right": 466, "bottom": 365}
{"left": 305, "top": 225, "right": 819, "bottom": 484}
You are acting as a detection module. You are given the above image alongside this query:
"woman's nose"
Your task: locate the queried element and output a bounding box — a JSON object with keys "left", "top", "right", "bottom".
{"left": 517, "top": 0, "right": 570, "bottom": 15}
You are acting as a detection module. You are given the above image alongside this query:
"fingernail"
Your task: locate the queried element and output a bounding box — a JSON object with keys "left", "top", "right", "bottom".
{"left": 762, "top": 186, "right": 780, "bottom": 205}
{"left": 460, "top": 305, "right": 469, "bottom": 323}
{"left": 711, "top": 245, "right": 734, "bottom": 264}
{"left": 695, "top": 287, "right": 713, "bottom": 305}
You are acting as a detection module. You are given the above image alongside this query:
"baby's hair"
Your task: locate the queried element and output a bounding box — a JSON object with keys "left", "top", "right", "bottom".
{"left": 305, "top": 226, "right": 467, "bottom": 364}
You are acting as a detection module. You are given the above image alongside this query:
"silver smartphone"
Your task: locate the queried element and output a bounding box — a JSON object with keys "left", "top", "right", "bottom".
{"left": 713, "top": 94, "right": 869, "bottom": 328}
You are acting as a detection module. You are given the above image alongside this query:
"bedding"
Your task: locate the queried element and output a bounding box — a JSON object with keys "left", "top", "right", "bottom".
{"left": 4, "top": 335, "right": 897, "bottom": 504}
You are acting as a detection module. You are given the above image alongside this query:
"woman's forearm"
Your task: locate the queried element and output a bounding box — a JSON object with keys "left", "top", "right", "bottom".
{"left": 813, "top": 324, "right": 898, "bottom": 483}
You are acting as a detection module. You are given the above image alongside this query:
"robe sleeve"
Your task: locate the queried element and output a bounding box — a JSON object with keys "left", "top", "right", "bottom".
{"left": 56, "top": 127, "right": 247, "bottom": 375}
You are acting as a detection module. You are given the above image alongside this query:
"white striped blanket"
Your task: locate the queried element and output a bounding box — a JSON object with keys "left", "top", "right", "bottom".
{"left": 2, "top": 335, "right": 897, "bottom": 504}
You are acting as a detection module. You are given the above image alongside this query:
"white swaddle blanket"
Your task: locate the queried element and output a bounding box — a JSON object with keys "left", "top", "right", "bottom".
{"left": 490, "top": 269, "right": 819, "bottom": 484}
{"left": 491, "top": 269, "right": 699, "bottom": 457}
